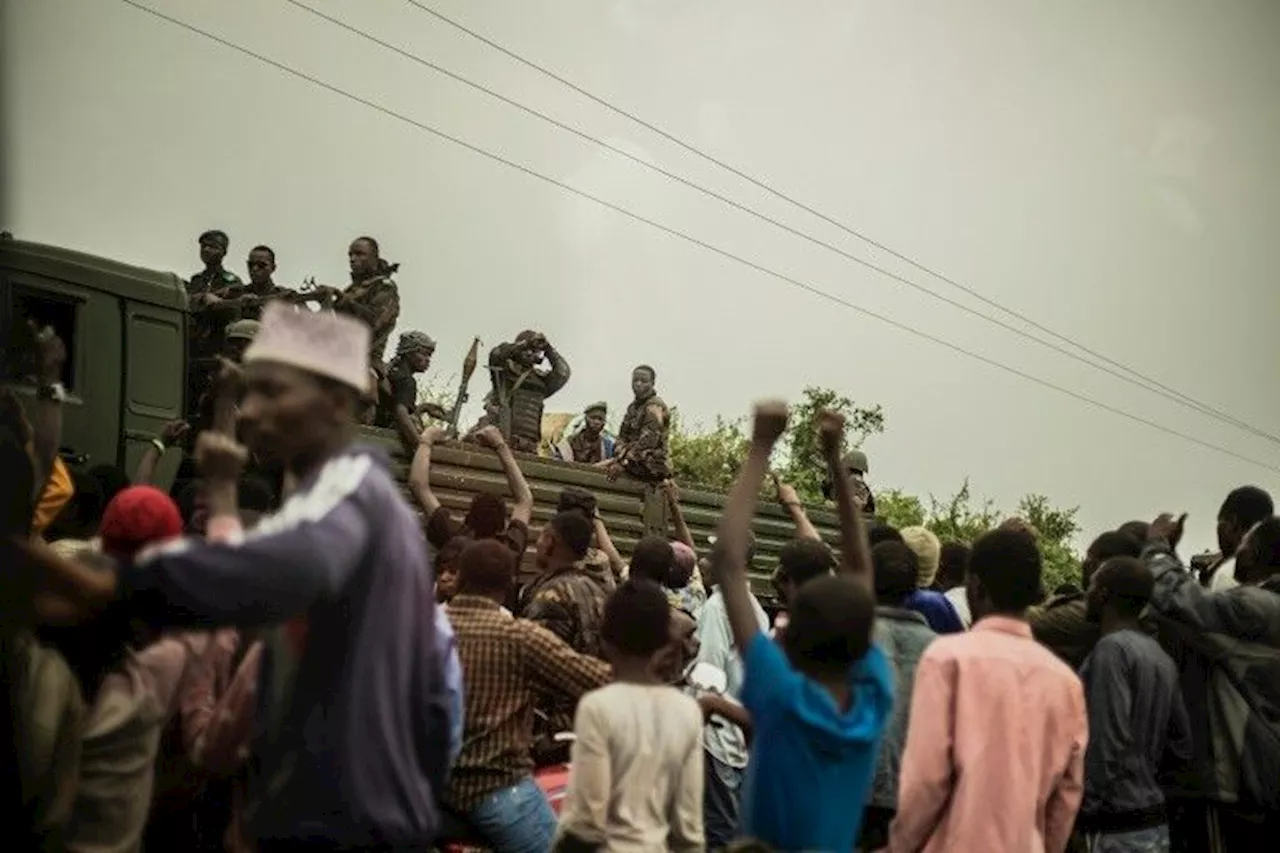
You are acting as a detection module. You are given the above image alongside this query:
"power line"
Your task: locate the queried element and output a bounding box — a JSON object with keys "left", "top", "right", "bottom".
{"left": 406, "top": 0, "right": 1280, "bottom": 447}
{"left": 118, "top": 0, "right": 1280, "bottom": 476}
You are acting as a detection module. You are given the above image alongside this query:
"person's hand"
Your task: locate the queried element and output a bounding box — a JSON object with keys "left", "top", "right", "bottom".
{"left": 751, "top": 401, "right": 789, "bottom": 447}
{"left": 160, "top": 419, "right": 190, "bottom": 447}
{"left": 415, "top": 401, "right": 449, "bottom": 421}
{"left": 697, "top": 693, "right": 732, "bottom": 722}
{"left": 816, "top": 409, "right": 845, "bottom": 459}
{"left": 1149, "top": 513, "right": 1187, "bottom": 549}
{"left": 474, "top": 425, "right": 508, "bottom": 451}
{"left": 195, "top": 431, "right": 248, "bottom": 483}
{"left": 605, "top": 461, "right": 623, "bottom": 482}
{"left": 29, "top": 321, "right": 67, "bottom": 384}
{"left": 420, "top": 425, "right": 449, "bottom": 447}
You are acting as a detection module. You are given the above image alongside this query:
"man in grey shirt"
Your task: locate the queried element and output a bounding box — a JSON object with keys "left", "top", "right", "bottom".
{"left": 1078, "top": 555, "right": 1192, "bottom": 852}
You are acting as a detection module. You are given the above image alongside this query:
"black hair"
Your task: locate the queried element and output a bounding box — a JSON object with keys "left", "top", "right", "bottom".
{"left": 1116, "top": 521, "right": 1150, "bottom": 542}
{"left": 1220, "top": 486, "right": 1274, "bottom": 529}
{"left": 198, "top": 229, "right": 229, "bottom": 247}
{"left": 1093, "top": 556, "right": 1154, "bottom": 618}
{"left": 784, "top": 574, "right": 875, "bottom": 678}
{"left": 1082, "top": 530, "right": 1143, "bottom": 586}
{"left": 633, "top": 364, "right": 656, "bottom": 381}
{"left": 778, "top": 538, "right": 835, "bottom": 588}
{"left": 439, "top": 535, "right": 473, "bottom": 567}
{"left": 549, "top": 510, "right": 593, "bottom": 560}
{"left": 354, "top": 235, "right": 380, "bottom": 256}
{"left": 88, "top": 464, "right": 131, "bottom": 507}
{"left": 867, "top": 522, "right": 903, "bottom": 547}
{"left": 557, "top": 487, "right": 598, "bottom": 519}
{"left": 1054, "top": 582, "right": 1082, "bottom": 596}
{"left": 249, "top": 244, "right": 276, "bottom": 262}
{"left": 630, "top": 536, "right": 675, "bottom": 585}
{"left": 457, "top": 538, "right": 516, "bottom": 595}
{"left": 601, "top": 579, "right": 672, "bottom": 657}
{"left": 969, "top": 528, "right": 1043, "bottom": 612}
{"left": 936, "top": 540, "right": 970, "bottom": 590}
{"left": 464, "top": 493, "right": 508, "bottom": 540}
{"left": 873, "top": 541, "right": 919, "bottom": 605}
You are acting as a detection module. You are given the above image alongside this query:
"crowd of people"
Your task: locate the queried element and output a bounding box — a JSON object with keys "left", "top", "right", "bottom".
{"left": 1, "top": 227, "right": 1278, "bottom": 853}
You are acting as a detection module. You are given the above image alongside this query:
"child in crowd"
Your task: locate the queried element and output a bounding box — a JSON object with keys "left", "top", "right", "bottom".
{"left": 556, "top": 580, "right": 705, "bottom": 852}
{"left": 714, "top": 403, "right": 893, "bottom": 852}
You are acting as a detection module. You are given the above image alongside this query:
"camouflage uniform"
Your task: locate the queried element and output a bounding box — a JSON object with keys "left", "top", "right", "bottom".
{"left": 566, "top": 429, "right": 613, "bottom": 464}
{"left": 488, "top": 339, "right": 571, "bottom": 454}
{"left": 335, "top": 274, "right": 400, "bottom": 368}
{"left": 616, "top": 392, "right": 671, "bottom": 482}
{"left": 185, "top": 269, "right": 243, "bottom": 423}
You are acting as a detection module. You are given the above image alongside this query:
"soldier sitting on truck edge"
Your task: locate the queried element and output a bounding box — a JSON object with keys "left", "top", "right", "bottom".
{"left": 556, "top": 402, "right": 616, "bottom": 465}
{"left": 375, "top": 331, "right": 448, "bottom": 456}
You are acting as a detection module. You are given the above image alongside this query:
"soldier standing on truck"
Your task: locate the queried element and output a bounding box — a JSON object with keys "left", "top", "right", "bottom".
{"left": 185, "top": 230, "right": 244, "bottom": 424}
{"left": 487, "top": 330, "right": 571, "bottom": 454}
{"left": 604, "top": 365, "right": 671, "bottom": 483}
{"left": 331, "top": 236, "right": 401, "bottom": 371}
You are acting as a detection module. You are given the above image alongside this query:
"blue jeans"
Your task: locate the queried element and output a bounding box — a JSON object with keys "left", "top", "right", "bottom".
{"left": 1086, "top": 825, "right": 1170, "bottom": 853}
{"left": 704, "top": 752, "right": 745, "bottom": 850}
{"left": 459, "top": 777, "right": 556, "bottom": 853}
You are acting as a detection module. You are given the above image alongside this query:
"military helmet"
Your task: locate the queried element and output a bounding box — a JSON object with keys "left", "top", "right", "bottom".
{"left": 843, "top": 449, "right": 869, "bottom": 475}
{"left": 395, "top": 330, "right": 437, "bottom": 356}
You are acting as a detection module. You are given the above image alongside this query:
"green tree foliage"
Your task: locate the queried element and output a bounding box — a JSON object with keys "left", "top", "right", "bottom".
{"left": 667, "top": 388, "right": 1082, "bottom": 593}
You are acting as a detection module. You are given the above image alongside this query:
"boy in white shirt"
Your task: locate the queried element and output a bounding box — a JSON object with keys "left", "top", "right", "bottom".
{"left": 556, "top": 580, "right": 705, "bottom": 852}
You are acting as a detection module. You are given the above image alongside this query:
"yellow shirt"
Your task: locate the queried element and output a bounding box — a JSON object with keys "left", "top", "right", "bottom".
{"left": 31, "top": 456, "right": 75, "bottom": 535}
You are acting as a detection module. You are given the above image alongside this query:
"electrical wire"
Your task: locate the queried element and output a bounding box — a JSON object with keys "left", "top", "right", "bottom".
{"left": 118, "top": 0, "right": 1280, "bottom": 475}
{"left": 405, "top": 0, "right": 1280, "bottom": 447}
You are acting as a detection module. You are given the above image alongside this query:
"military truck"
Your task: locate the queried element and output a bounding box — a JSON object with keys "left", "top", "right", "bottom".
{"left": 1, "top": 237, "right": 844, "bottom": 600}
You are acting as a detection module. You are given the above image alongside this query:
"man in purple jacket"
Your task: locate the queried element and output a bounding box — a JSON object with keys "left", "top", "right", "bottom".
{"left": 15, "top": 303, "right": 460, "bottom": 851}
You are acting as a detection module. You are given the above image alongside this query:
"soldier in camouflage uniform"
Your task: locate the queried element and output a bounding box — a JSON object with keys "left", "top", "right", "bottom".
{"left": 487, "top": 330, "right": 571, "bottom": 454}
{"left": 326, "top": 236, "right": 401, "bottom": 370}
{"left": 185, "top": 230, "right": 244, "bottom": 423}
{"left": 823, "top": 448, "right": 875, "bottom": 514}
{"left": 557, "top": 402, "right": 616, "bottom": 464}
{"left": 606, "top": 364, "right": 671, "bottom": 483}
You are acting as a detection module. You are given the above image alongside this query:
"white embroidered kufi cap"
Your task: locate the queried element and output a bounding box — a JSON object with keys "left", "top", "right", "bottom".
{"left": 244, "top": 302, "right": 370, "bottom": 392}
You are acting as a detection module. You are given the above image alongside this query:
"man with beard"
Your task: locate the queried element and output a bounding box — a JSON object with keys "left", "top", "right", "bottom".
{"left": 6, "top": 302, "right": 461, "bottom": 849}
{"left": 486, "top": 330, "right": 571, "bottom": 454}
{"left": 556, "top": 402, "right": 615, "bottom": 464}
{"left": 605, "top": 365, "right": 669, "bottom": 483}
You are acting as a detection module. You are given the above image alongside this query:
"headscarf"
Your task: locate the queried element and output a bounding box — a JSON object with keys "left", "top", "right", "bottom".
{"left": 98, "top": 485, "right": 184, "bottom": 559}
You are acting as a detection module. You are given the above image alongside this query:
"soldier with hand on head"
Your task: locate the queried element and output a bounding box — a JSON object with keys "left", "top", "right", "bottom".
{"left": 487, "top": 330, "right": 570, "bottom": 454}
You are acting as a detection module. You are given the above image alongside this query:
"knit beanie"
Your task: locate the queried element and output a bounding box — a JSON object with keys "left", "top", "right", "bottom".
{"left": 900, "top": 526, "right": 942, "bottom": 589}
{"left": 99, "top": 485, "right": 184, "bottom": 559}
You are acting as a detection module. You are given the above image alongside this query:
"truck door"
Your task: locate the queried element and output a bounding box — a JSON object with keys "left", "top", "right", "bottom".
{"left": 121, "top": 302, "right": 186, "bottom": 487}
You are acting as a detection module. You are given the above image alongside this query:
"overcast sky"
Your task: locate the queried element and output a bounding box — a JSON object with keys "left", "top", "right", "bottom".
{"left": 6, "top": 0, "right": 1280, "bottom": 554}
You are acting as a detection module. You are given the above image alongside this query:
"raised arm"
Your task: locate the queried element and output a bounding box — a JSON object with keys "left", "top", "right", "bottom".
{"left": 662, "top": 480, "right": 696, "bottom": 550}
{"left": 409, "top": 426, "right": 448, "bottom": 518}
{"left": 819, "top": 413, "right": 872, "bottom": 586}
{"left": 592, "top": 515, "right": 627, "bottom": 582}
{"left": 715, "top": 402, "right": 789, "bottom": 654}
{"left": 134, "top": 420, "right": 189, "bottom": 485}
{"left": 475, "top": 426, "right": 533, "bottom": 526}
{"left": 28, "top": 325, "right": 67, "bottom": 495}
{"left": 542, "top": 342, "right": 571, "bottom": 397}
{"left": 773, "top": 475, "right": 820, "bottom": 542}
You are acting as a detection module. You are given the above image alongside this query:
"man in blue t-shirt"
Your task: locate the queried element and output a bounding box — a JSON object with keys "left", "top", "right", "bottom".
{"left": 711, "top": 402, "right": 893, "bottom": 852}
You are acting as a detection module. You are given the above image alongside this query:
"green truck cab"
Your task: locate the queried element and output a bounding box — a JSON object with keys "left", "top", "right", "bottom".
{"left": 2, "top": 236, "right": 842, "bottom": 602}
{"left": 2, "top": 237, "right": 188, "bottom": 487}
